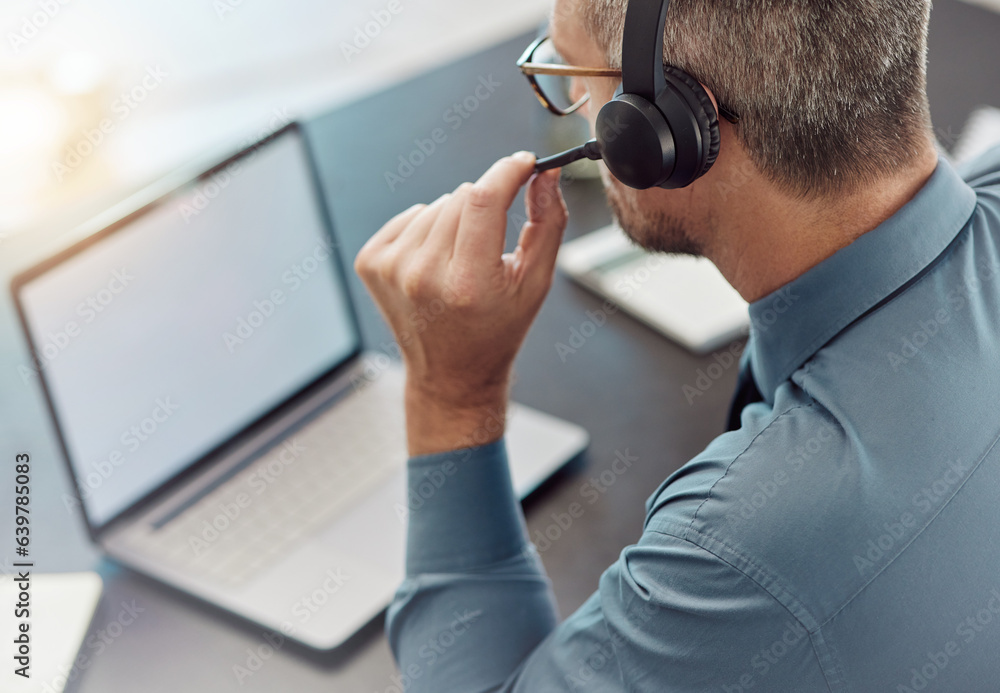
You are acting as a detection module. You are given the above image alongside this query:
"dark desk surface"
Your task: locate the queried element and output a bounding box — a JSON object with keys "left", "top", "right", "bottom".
{"left": 2, "top": 1, "right": 998, "bottom": 690}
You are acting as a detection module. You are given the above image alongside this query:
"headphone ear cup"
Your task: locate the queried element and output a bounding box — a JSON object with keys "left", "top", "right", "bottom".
{"left": 662, "top": 65, "right": 720, "bottom": 179}
{"left": 596, "top": 84, "right": 677, "bottom": 190}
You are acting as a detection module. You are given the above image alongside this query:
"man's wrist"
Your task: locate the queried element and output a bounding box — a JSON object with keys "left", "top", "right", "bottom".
{"left": 405, "top": 379, "right": 509, "bottom": 457}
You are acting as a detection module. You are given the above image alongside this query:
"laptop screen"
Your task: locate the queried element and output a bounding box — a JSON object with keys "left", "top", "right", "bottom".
{"left": 15, "top": 125, "right": 360, "bottom": 530}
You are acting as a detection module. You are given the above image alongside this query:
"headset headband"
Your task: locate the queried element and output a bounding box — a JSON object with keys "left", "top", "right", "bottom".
{"left": 621, "top": 0, "right": 670, "bottom": 100}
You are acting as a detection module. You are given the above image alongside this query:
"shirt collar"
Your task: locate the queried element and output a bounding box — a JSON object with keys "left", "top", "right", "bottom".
{"left": 746, "top": 156, "right": 978, "bottom": 402}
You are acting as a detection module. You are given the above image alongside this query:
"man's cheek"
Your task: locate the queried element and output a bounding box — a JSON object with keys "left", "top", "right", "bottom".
{"left": 598, "top": 166, "right": 610, "bottom": 187}
{"left": 599, "top": 170, "right": 616, "bottom": 209}
{"left": 600, "top": 168, "right": 624, "bottom": 200}
{"left": 602, "top": 176, "right": 627, "bottom": 223}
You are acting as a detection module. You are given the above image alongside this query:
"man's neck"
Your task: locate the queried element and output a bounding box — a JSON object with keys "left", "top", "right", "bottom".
{"left": 709, "top": 145, "right": 940, "bottom": 303}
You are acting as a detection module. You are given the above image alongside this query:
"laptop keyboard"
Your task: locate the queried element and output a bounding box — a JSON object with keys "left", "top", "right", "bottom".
{"left": 135, "top": 370, "right": 407, "bottom": 587}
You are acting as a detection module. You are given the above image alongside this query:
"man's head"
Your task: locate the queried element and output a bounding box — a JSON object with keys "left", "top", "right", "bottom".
{"left": 550, "top": 0, "right": 935, "bottom": 258}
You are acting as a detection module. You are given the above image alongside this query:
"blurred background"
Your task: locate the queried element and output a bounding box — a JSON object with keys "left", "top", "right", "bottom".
{"left": 0, "top": 0, "right": 548, "bottom": 247}
{"left": 4, "top": 0, "right": 999, "bottom": 255}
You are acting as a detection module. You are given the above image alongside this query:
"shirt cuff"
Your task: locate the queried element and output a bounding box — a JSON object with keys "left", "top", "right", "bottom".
{"left": 404, "top": 438, "right": 529, "bottom": 575}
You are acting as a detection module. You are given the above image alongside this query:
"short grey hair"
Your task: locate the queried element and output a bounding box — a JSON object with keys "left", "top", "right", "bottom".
{"left": 581, "top": 0, "right": 934, "bottom": 197}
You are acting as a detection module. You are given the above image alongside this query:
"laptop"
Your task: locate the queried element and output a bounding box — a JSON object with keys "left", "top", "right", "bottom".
{"left": 11, "top": 122, "right": 588, "bottom": 650}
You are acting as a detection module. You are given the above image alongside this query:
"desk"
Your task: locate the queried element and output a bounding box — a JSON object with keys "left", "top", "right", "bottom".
{"left": 3, "top": 1, "right": 999, "bottom": 690}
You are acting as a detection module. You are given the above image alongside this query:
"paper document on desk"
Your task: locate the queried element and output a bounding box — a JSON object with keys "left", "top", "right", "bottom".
{"left": 2, "top": 572, "right": 103, "bottom": 693}
{"left": 557, "top": 225, "right": 749, "bottom": 354}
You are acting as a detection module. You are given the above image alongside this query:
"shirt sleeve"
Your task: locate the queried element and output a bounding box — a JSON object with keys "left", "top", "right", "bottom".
{"left": 385, "top": 439, "right": 559, "bottom": 692}
{"left": 386, "top": 440, "right": 832, "bottom": 692}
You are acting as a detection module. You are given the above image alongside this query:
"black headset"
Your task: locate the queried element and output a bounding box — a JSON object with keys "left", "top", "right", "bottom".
{"left": 534, "top": 0, "right": 721, "bottom": 190}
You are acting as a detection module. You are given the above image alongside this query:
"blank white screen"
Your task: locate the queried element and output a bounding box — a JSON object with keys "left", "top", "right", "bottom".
{"left": 19, "top": 129, "right": 358, "bottom": 527}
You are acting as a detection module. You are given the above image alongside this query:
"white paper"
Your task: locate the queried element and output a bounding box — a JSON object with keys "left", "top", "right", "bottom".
{"left": 1, "top": 572, "right": 103, "bottom": 693}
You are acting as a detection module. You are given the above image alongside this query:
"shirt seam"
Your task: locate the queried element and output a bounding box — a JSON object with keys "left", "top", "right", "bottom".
{"left": 648, "top": 524, "right": 817, "bottom": 629}
{"left": 407, "top": 539, "right": 531, "bottom": 574}
{"left": 685, "top": 403, "right": 815, "bottom": 540}
{"left": 643, "top": 526, "right": 835, "bottom": 691}
{"left": 807, "top": 628, "right": 846, "bottom": 691}
{"left": 818, "top": 423, "right": 1000, "bottom": 630}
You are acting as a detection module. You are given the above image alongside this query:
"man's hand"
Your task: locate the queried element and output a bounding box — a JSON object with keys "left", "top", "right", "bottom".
{"left": 355, "top": 152, "right": 567, "bottom": 456}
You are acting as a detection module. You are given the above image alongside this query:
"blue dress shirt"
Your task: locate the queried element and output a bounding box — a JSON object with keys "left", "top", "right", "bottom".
{"left": 386, "top": 148, "right": 1000, "bottom": 692}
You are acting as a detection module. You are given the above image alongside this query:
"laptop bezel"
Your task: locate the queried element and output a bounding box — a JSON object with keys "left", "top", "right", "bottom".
{"left": 10, "top": 121, "right": 366, "bottom": 542}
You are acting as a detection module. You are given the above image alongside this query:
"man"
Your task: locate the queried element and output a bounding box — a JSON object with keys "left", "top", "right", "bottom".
{"left": 355, "top": 0, "right": 1000, "bottom": 689}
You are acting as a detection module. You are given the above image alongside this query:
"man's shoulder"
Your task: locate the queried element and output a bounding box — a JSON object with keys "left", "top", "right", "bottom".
{"left": 646, "top": 386, "right": 844, "bottom": 531}
{"left": 643, "top": 387, "right": 887, "bottom": 624}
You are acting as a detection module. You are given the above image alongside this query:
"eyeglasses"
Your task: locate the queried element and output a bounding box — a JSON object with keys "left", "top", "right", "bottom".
{"left": 516, "top": 34, "right": 740, "bottom": 124}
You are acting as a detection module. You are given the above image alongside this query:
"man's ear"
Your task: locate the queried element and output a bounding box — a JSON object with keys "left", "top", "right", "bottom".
{"left": 701, "top": 82, "right": 720, "bottom": 117}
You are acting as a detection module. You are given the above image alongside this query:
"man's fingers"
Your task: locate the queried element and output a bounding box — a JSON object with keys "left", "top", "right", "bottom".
{"left": 394, "top": 192, "right": 451, "bottom": 253}
{"left": 422, "top": 183, "right": 471, "bottom": 260}
{"left": 516, "top": 169, "right": 567, "bottom": 283}
{"left": 356, "top": 202, "right": 426, "bottom": 285}
{"left": 454, "top": 152, "right": 537, "bottom": 262}
{"left": 361, "top": 203, "right": 425, "bottom": 254}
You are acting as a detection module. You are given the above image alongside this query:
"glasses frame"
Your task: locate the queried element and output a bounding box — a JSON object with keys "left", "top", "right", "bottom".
{"left": 516, "top": 33, "right": 741, "bottom": 124}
